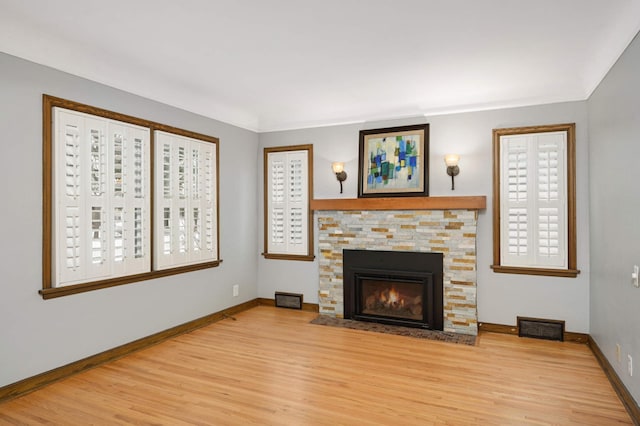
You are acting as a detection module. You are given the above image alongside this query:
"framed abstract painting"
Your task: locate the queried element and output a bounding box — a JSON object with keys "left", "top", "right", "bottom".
{"left": 358, "top": 124, "right": 429, "bottom": 197}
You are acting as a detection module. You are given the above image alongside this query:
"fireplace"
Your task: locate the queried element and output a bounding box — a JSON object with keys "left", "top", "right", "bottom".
{"left": 343, "top": 249, "right": 443, "bottom": 330}
{"left": 316, "top": 207, "right": 480, "bottom": 335}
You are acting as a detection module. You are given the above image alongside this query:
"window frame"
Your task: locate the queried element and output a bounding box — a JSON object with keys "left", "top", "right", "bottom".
{"left": 491, "top": 123, "right": 579, "bottom": 278}
{"left": 262, "top": 144, "right": 315, "bottom": 261}
{"left": 42, "top": 95, "right": 220, "bottom": 300}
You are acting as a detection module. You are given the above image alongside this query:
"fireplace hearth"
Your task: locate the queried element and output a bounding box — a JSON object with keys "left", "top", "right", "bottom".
{"left": 343, "top": 249, "right": 443, "bottom": 330}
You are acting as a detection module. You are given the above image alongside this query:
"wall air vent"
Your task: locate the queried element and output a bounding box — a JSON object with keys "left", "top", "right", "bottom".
{"left": 517, "top": 316, "right": 564, "bottom": 341}
{"left": 275, "top": 292, "right": 303, "bottom": 310}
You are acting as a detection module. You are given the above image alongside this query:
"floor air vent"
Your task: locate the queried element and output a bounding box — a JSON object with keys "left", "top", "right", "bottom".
{"left": 275, "top": 292, "right": 303, "bottom": 310}
{"left": 517, "top": 317, "right": 564, "bottom": 341}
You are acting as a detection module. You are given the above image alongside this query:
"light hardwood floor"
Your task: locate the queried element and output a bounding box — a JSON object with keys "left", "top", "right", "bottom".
{"left": 0, "top": 306, "right": 632, "bottom": 425}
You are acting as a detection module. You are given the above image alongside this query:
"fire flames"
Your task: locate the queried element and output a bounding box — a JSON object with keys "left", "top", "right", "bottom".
{"left": 380, "top": 286, "right": 403, "bottom": 308}
{"left": 364, "top": 284, "right": 422, "bottom": 319}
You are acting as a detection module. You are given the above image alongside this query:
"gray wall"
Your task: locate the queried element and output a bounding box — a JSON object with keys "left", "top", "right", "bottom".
{"left": 258, "top": 102, "right": 591, "bottom": 333}
{"left": 0, "top": 52, "right": 259, "bottom": 387}
{"left": 588, "top": 32, "right": 640, "bottom": 403}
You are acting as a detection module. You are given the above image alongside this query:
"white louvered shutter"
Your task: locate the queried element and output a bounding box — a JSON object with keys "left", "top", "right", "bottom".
{"left": 268, "top": 155, "right": 286, "bottom": 253}
{"left": 154, "top": 131, "right": 217, "bottom": 270}
{"left": 500, "top": 132, "right": 567, "bottom": 269}
{"left": 535, "top": 133, "right": 567, "bottom": 268}
{"left": 53, "top": 108, "right": 151, "bottom": 287}
{"left": 83, "top": 117, "right": 110, "bottom": 281}
{"left": 154, "top": 132, "right": 182, "bottom": 269}
{"left": 192, "top": 140, "right": 218, "bottom": 263}
{"left": 266, "top": 150, "right": 309, "bottom": 255}
{"left": 54, "top": 110, "right": 86, "bottom": 285}
{"left": 109, "top": 123, "right": 150, "bottom": 277}
{"left": 504, "top": 137, "right": 529, "bottom": 261}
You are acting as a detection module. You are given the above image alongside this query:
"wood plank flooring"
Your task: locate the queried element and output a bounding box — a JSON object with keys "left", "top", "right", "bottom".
{"left": 0, "top": 306, "right": 632, "bottom": 425}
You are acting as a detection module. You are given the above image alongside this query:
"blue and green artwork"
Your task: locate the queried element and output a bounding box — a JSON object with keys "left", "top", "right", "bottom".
{"left": 365, "top": 133, "right": 421, "bottom": 191}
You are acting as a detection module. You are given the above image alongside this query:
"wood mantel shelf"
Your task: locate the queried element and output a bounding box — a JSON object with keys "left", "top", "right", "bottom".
{"left": 310, "top": 196, "right": 486, "bottom": 211}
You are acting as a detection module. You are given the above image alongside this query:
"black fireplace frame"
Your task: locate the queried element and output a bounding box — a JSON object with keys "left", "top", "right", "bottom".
{"left": 343, "top": 249, "right": 443, "bottom": 330}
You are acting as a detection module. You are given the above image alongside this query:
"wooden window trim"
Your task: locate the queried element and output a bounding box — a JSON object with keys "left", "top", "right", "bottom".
{"left": 42, "top": 95, "right": 220, "bottom": 299}
{"left": 262, "top": 144, "right": 315, "bottom": 261}
{"left": 262, "top": 253, "right": 316, "bottom": 262}
{"left": 491, "top": 123, "right": 579, "bottom": 278}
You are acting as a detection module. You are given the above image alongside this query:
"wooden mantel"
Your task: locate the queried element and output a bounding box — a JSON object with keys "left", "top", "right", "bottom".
{"left": 310, "top": 196, "right": 486, "bottom": 211}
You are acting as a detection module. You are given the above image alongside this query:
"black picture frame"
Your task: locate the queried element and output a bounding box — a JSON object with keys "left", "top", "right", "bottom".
{"left": 358, "top": 124, "right": 429, "bottom": 198}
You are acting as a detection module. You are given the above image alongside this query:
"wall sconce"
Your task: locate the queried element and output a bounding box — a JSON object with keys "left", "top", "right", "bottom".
{"left": 444, "top": 154, "right": 460, "bottom": 190}
{"left": 332, "top": 162, "right": 347, "bottom": 193}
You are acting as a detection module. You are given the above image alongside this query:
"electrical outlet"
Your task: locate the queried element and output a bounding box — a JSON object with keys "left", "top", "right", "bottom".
{"left": 616, "top": 344, "right": 621, "bottom": 363}
{"left": 233, "top": 284, "right": 239, "bottom": 297}
{"left": 628, "top": 355, "right": 633, "bottom": 377}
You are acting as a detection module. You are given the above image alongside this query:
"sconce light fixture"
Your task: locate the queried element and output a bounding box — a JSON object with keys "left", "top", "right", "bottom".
{"left": 332, "top": 162, "right": 347, "bottom": 193}
{"left": 444, "top": 154, "right": 460, "bottom": 190}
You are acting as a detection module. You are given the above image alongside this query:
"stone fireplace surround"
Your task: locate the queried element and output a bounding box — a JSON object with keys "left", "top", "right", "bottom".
{"left": 311, "top": 196, "right": 485, "bottom": 336}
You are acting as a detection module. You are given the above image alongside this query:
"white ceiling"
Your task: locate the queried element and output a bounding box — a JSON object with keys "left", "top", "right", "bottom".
{"left": 1, "top": 1, "right": 639, "bottom": 132}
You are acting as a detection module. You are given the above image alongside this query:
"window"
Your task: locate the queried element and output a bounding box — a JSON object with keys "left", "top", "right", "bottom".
{"left": 42, "top": 95, "right": 220, "bottom": 299}
{"left": 492, "top": 123, "right": 579, "bottom": 277}
{"left": 263, "top": 145, "right": 314, "bottom": 261}
{"left": 51, "top": 107, "right": 151, "bottom": 287}
{"left": 154, "top": 131, "right": 218, "bottom": 269}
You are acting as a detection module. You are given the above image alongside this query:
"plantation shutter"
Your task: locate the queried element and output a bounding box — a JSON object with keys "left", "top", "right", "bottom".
{"left": 503, "top": 137, "right": 529, "bottom": 263}
{"left": 154, "top": 131, "right": 217, "bottom": 270}
{"left": 266, "top": 150, "right": 309, "bottom": 256}
{"left": 83, "top": 116, "right": 110, "bottom": 281}
{"left": 191, "top": 139, "right": 217, "bottom": 263}
{"left": 500, "top": 132, "right": 567, "bottom": 269}
{"left": 536, "top": 133, "right": 567, "bottom": 268}
{"left": 54, "top": 110, "right": 86, "bottom": 285}
{"left": 109, "top": 123, "right": 150, "bottom": 277}
{"left": 52, "top": 108, "right": 151, "bottom": 287}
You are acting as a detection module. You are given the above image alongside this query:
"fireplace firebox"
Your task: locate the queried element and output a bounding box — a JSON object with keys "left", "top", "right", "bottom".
{"left": 343, "top": 249, "right": 443, "bottom": 330}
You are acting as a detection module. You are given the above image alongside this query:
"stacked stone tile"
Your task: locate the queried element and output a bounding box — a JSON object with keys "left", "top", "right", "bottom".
{"left": 316, "top": 209, "right": 478, "bottom": 335}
